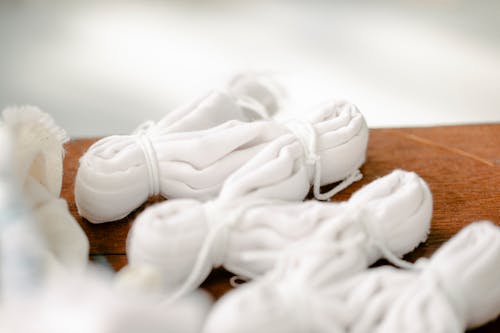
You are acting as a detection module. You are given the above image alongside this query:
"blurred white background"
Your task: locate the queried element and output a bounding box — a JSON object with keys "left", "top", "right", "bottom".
{"left": 0, "top": 0, "right": 499, "bottom": 137}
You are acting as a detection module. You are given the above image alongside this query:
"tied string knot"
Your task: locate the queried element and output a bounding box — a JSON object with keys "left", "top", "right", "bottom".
{"left": 134, "top": 121, "right": 161, "bottom": 197}
{"left": 414, "top": 258, "right": 468, "bottom": 328}
{"left": 164, "top": 199, "right": 267, "bottom": 304}
{"left": 284, "top": 119, "right": 362, "bottom": 201}
{"left": 350, "top": 206, "right": 416, "bottom": 270}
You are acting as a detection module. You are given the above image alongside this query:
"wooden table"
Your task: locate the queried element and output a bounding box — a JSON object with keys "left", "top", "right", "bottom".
{"left": 62, "top": 124, "right": 500, "bottom": 332}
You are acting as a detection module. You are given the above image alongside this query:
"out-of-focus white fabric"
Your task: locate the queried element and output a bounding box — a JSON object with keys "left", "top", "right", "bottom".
{"left": 0, "top": 268, "right": 212, "bottom": 333}
{"left": 203, "top": 221, "right": 500, "bottom": 333}
{"left": 1, "top": 106, "right": 89, "bottom": 273}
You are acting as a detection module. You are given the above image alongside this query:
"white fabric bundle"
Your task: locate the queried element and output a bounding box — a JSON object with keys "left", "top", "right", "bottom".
{"left": 203, "top": 221, "right": 500, "bottom": 333}
{"left": 0, "top": 269, "right": 211, "bottom": 333}
{"left": 76, "top": 96, "right": 368, "bottom": 223}
{"left": 1, "top": 106, "right": 89, "bottom": 273}
{"left": 125, "top": 169, "right": 431, "bottom": 299}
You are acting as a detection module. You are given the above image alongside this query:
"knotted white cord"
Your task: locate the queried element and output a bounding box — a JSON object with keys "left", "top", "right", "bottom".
{"left": 284, "top": 119, "right": 362, "bottom": 201}
{"left": 134, "top": 121, "right": 161, "bottom": 197}
{"left": 164, "top": 199, "right": 271, "bottom": 304}
{"left": 354, "top": 208, "right": 416, "bottom": 270}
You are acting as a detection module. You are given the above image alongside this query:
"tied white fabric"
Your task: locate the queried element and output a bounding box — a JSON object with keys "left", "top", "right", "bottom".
{"left": 76, "top": 98, "right": 368, "bottom": 223}
{"left": 125, "top": 169, "right": 431, "bottom": 301}
{"left": 202, "top": 221, "right": 500, "bottom": 333}
{"left": 239, "top": 203, "right": 417, "bottom": 272}
{"left": 284, "top": 119, "right": 362, "bottom": 201}
{"left": 134, "top": 121, "right": 161, "bottom": 197}
{"left": 164, "top": 199, "right": 267, "bottom": 304}
{"left": 356, "top": 208, "right": 416, "bottom": 270}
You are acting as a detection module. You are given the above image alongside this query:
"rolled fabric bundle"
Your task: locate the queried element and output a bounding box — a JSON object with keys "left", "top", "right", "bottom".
{"left": 76, "top": 99, "right": 368, "bottom": 223}
{"left": 0, "top": 268, "right": 212, "bottom": 333}
{"left": 203, "top": 221, "right": 500, "bottom": 333}
{"left": 74, "top": 74, "right": 283, "bottom": 224}
{"left": 124, "top": 169, "right": 431, "bottom": 299}
{"left": 1, "top": 106, "right": 89, "bottom": 273}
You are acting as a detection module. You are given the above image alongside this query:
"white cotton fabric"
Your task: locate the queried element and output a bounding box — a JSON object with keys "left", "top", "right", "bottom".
{"left": 0, "top": 269, "right": 211, "bottom": 333}
{"left": 125, "top": 169, "right": 431, "bottom": 298}
{"left": 1, "top": 106, "right": 89, "bottom": 273}
{"left": 202, "top": 221, "right": 500, "bottom": 333}
{"left": 76, "top": 97, "right": 368, "bottom": 223}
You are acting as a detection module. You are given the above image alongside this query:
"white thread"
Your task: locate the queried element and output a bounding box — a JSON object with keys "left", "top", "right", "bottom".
{"left": 164, "top": 200, "right": 261, "bottom": 304}
{"left": 134, "top": 121, "right": 161, "bottom": 197}
{"left": 355, "top": 208, "right": 415, "bottom": 270}
{"left": 284, "top": 119, "right": 362, "bottom": 201}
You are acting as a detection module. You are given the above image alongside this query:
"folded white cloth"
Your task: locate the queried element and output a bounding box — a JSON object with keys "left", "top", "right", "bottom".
{"left": 1, "top": 106, "right": 89, "bottom": 273}
{"left": 76, "top": 98, "right": 368, "bottom": 223}
{"left": 0, "top": 268, "right": 212, "bottom": 333}
{"left": 203, "top": 221, "right": 500, "bottom": 333}
{"left": 125, "top": 169, "right": 431, "bottom": 300}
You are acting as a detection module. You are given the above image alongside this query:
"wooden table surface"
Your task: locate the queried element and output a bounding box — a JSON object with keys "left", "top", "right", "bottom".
{"left": 62, "top": 124, "right": 500, "bottom": 332}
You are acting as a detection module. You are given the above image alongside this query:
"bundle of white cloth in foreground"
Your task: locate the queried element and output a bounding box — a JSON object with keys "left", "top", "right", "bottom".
{"left": 123, "top": 169, "right": 431, "bottom": 300}
{"left": 76, "top": 96, "right": 368, "bottom": 223}
{"left": 203, "top": 221, "right": 500, "bottom": 333}
{"left": 1, "top": 106, "right": 89, "bottom": 273}
{"left": 0, "top": 268, "right": 212, "bottom": 333}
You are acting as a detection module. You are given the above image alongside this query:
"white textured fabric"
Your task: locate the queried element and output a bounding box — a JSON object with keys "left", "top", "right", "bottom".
{"left": 203, "top": 221, "right": 500, "bottom": 333}
{"left": 0, "top": 269, "right": 211, "bottom": 333}
{"left": 125, "top": 169, "right": 431, "bottom": 299}
{"left": 76, "top": 99, "right": 368, "bottom": 223}
{"left": 1, "top": 106, "right": 89, "bottom": 272}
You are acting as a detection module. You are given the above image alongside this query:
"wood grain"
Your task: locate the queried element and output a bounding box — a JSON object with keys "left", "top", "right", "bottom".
{"left": 62, "top": 124, "right": 500, "bottom": 332}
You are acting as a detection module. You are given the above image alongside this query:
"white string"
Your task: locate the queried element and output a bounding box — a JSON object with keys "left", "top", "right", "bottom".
{"left": 355, "top": 208, "right": 416, "bottom": 270}
{"left": 134, "top": 121, "right": 161, "bottom": 197}
{"left": 163, "top": 199, "right": 269, "bottom": 304}
{"left": 284, "top": 119, "right": 362, "bottom": 201}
